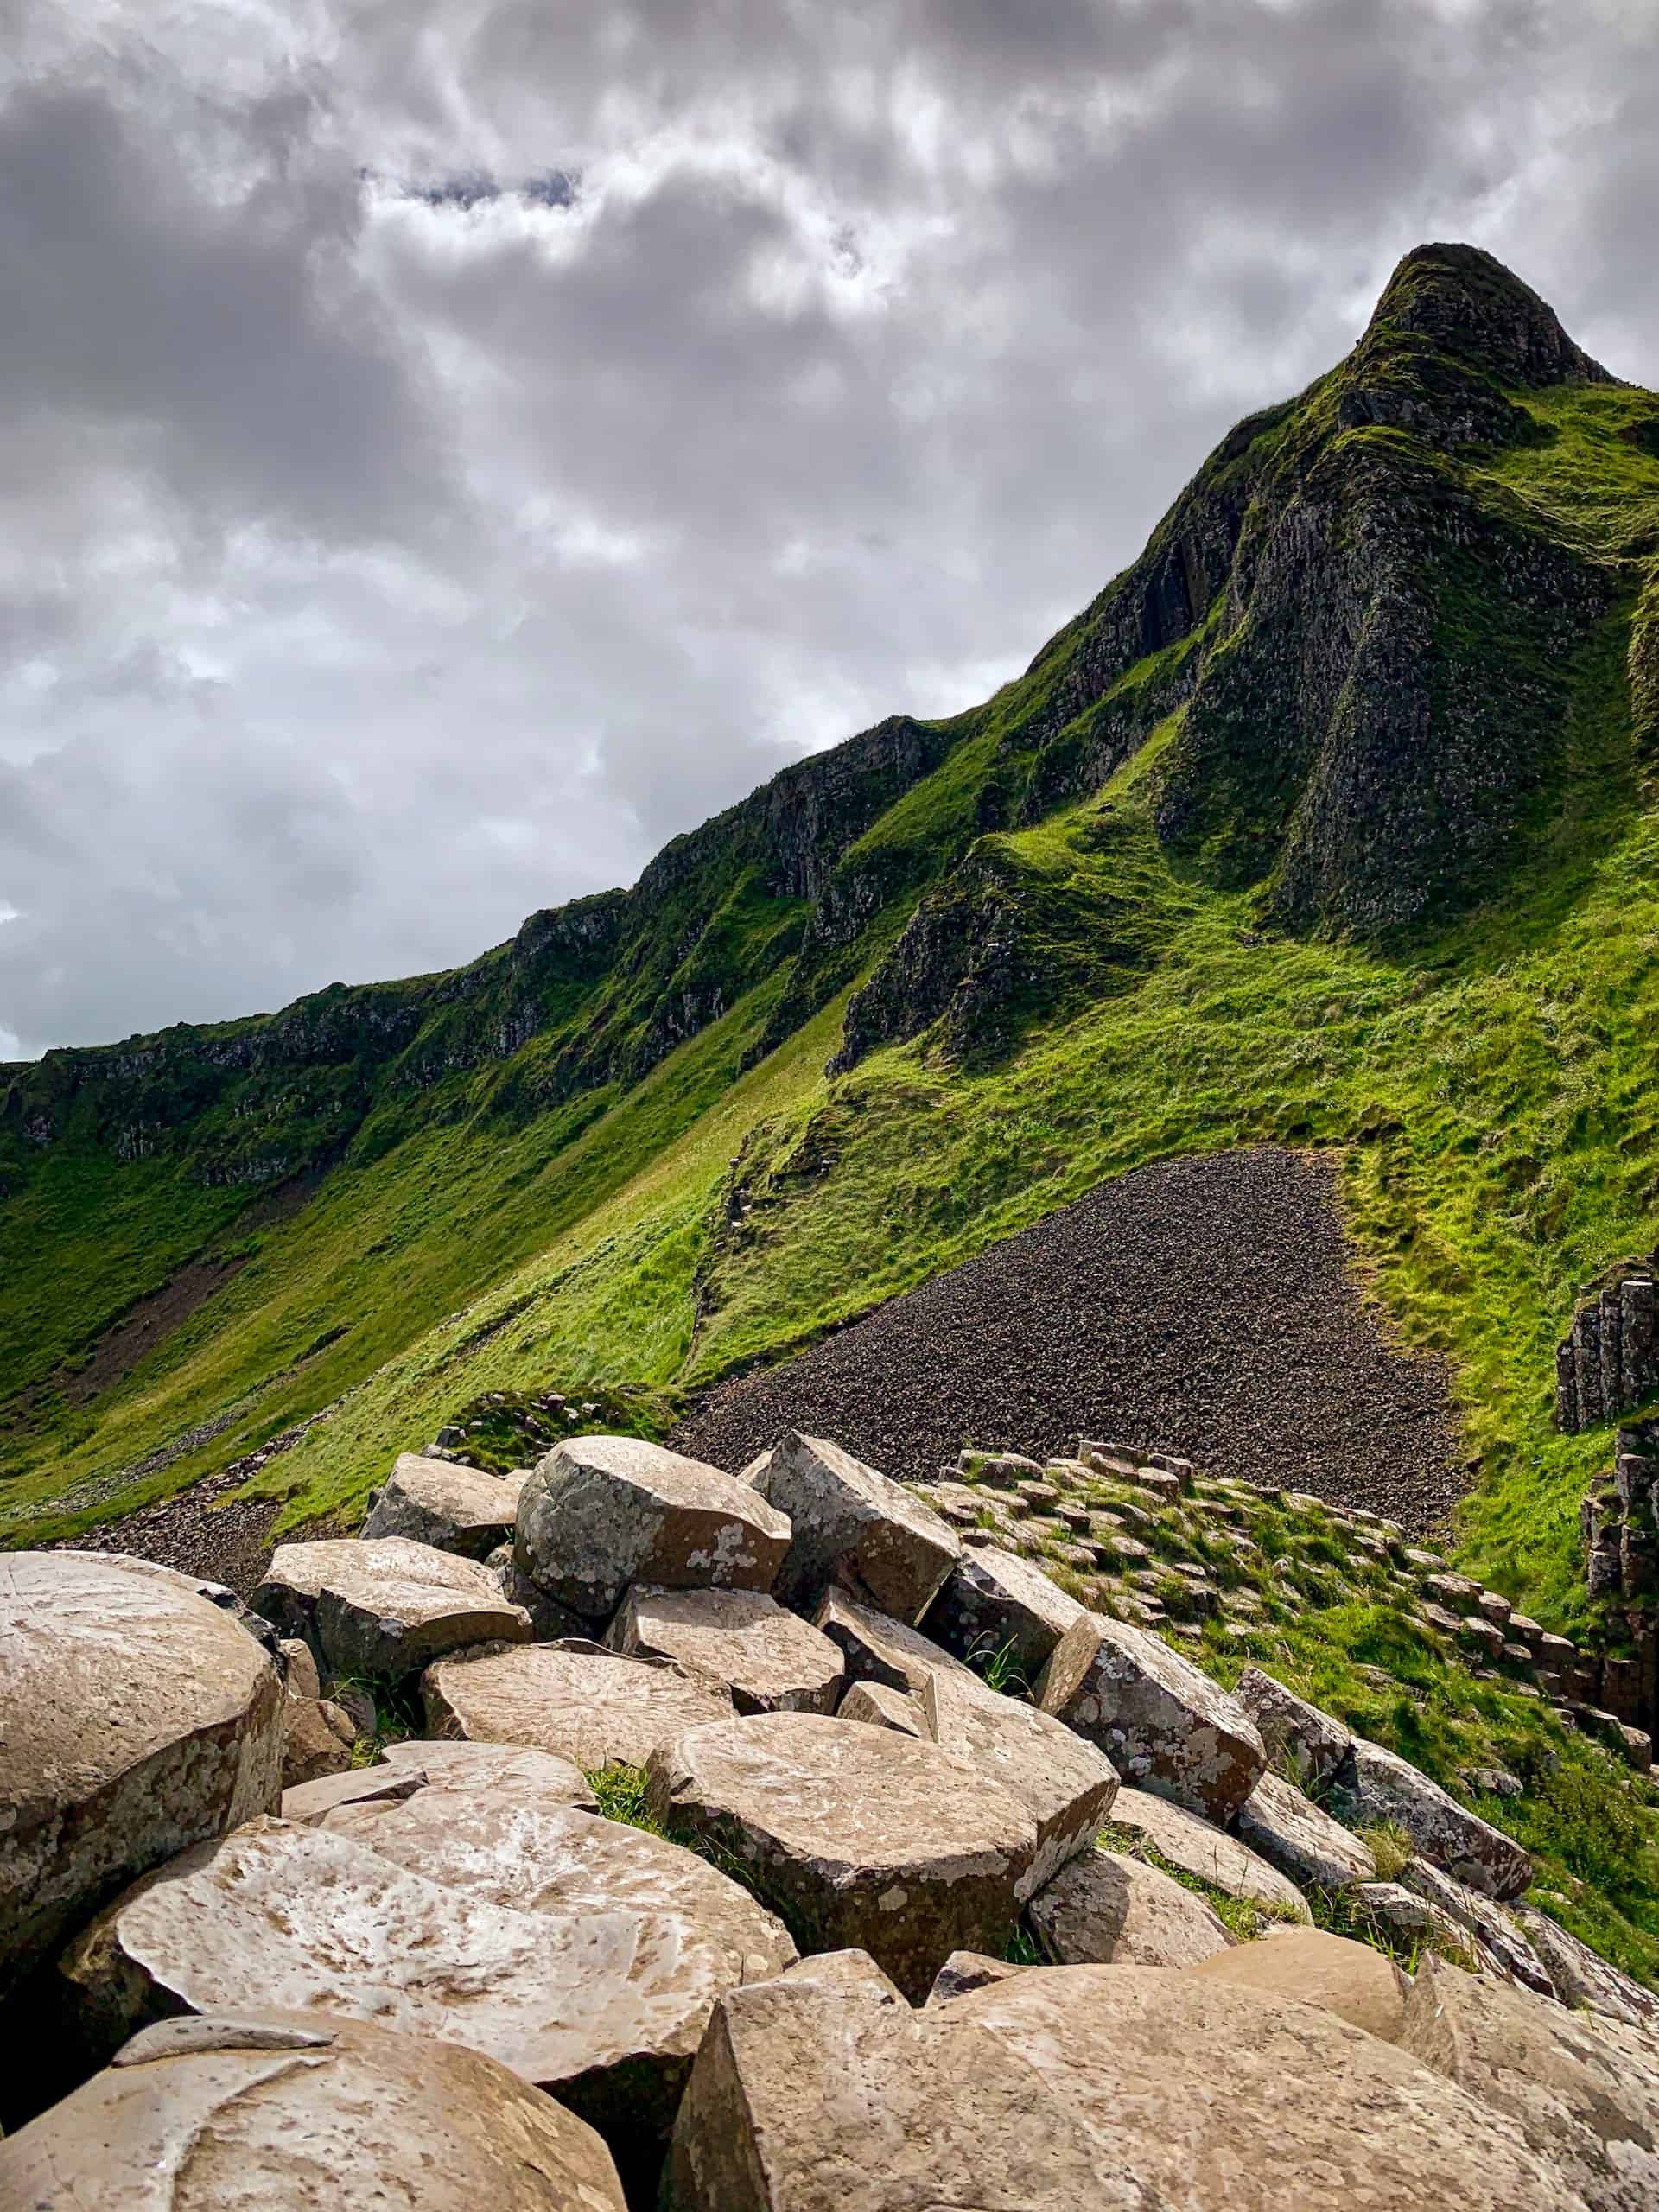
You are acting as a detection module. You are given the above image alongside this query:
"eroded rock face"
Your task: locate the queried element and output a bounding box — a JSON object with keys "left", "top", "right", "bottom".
{"left": 1235, "top": 1769, "right": 1377, "bottom": 1891}
{"left": 1511, "top": 1904, "right": 1659, "bottom": 2029}
{"left": 662, "top": 1959, "right": 1580, "bottom": 2210}
{"left": 1108, "top": 1785, "right": 1308, "bottom": 1918}
{"left": 1233, "top": 1667, "right": 1354, "bottom": 1792}
{"left": 837, "top": 1680, "right": 931, "bottom": 1735}
{"left": 1185, "top": 1928, "right": 1411, "bottom": 2044}
{"left": 362, "top": 1455, "right": 525, "bottom": 1560}
{"left": 815, "top": 1592, "right": 1117, "bottom": 1897}
{"left": 0, "top": 1551, "right": 283, "bottom": 2004}
{"left": 280, "top": 1695, "right": 358, "bottom": 1789}
{"left": 514, "top": 1435, "right": 790, "bottom": 1623}
{"left": 57, "top": 1549, "right": 283, "bottom": 1661}
{"left": 1332, "top": 1735, "right": 1531, "bottom": 1901}
{"left": 751, "top": 1431, "right": 961, "bottom": 1620}
{"left": 1398, "top": 1859, "right": 1554, "bottom": 1996}
{"left": 423, "top": 1641, "right": 734, "bottom": 1770}
{"left": 1028, "top": 1847, "right": 1235, "bottom": 1968}
{"left": 1402, "top": 1953, "right": 1659, "bottom": 2212}
{"left": 58, "top": 1800, "right": 792, "bottom": 2147}
{"left": 1037, "top": 1612, "right": 1266, "bottom": 1821}
{"left": 645, "top": 1712, "right": 1036, "bottom": 2000}
{"left": 922, "top": 1545, "right": 1088, "bottom": 1681}
{"left": 255, "top": 1538, "right": 531, "bottom": 1679}
{"left": 607, "top": 1586, "right": 844, "bottom": 1715}
{"left": 0, "top": 2008, "right": 627, "bottom": 2212}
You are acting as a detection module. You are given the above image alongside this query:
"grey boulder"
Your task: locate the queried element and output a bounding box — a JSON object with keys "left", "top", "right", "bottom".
{"left": 1235, "top": 1768, "right": 1377, "bottom": 1891}
{"left": 1331, "top": 1734, "right": 1531, "bottom": 1900}
{"left": 0, "top": 1551, "right": 283, "bottom": 2004}
{"left": 0, "top": 2009, "right": 626, "bottom": 2211}
{"left": 514, "top": 1434, "right": 790, "bottom": 1622}
{"left": 1108, "top": 1784, "right": 1308, "bottom": 1918}
{"left": 1233, "top": 1666, "right": 1354, "bottom": 1791}
{"left": 362, "top": 1454, "right": 525, "bottom": 1560}
{"left": 661, "top": 1959, "right": 1581, "bottom": 2210}
{"left": 751, "top": 1431, "right": 961, "bottom": 1619}
{"left": 423, "top": 1639, "right": 734, "bottom": 1770}
{"left": 646, "top": 1711, "right": 1036, "bottom": 2000}
{"left": 1037, "top": 1611, "right": 1266, "bottom": 1821}
{"left": 922, "top": 1544, "right": 1088, "bottom": 1681}
{"left": 1028, "top": 1847, "right": 1236, "bottom": 1967}
{"left": 255, "top": 1537, "right": 531, "bottom": 1679}
{"left": 607, "top": 1585, "right": 844, "bottom": 1714}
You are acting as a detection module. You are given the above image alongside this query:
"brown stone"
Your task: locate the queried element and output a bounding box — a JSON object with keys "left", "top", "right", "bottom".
{"left": 1402, "top": 1952, "right": 1659, "bottom": 2211}
{"left": 1235, "top": 1768, "right": 1376, "bottom": 1891}
{"left": 836, "top": 1679, "right": 932, "bottom": 1735}
{"left": 362, "top": 1454, "right": 525, "bottom": 1560}
{"left": 280, "top": 1695, "right": 359, "bottom": 1789}
{"left": 1332, "top": 1735, "right": 1531, "bottom": 1900}
{"left": 1037, "top": 1612, "right": 1265, "bottom": 1821}
{"left": 607, "top": 1586, "right": 843, "bottom": 1714}
{"left": 514, "top": 1434, "right": 790, "bottom": 1623}
{"left": 645, "top": 1711, "right": 1035, "bottom": 2000}
{"left": 255, "top": 1537, "right": 531, "bottom": 1679}
{"left": 1109, "top": 1784, "right": 1309, "bottom": 1917}
{"left": 1184, "top": 1926, "right": 1410, "bottom": 2042}
{"left": 921, "top": 1543, "right": 1088, "bottom": 1681}
{"left": 0, "top": 2008, "right": 626, "bottom": 2211}
{"left": 751, "top": 1430, "right": 961, "bottom": 1619}
{"left": 661, "top": 1960, "right": 1579, "bottom": 2210}
{"left": 59, "top": 1793, "right": 793, "bottom": 2150}
{"left": 423, "top": 1639, "right": 733, "bottom": 1770}
{"left": 0, "top": 1551, "right": 283, "bottom": 2005}
{"left": 1028, "top": 1847, "right": 1235, "bottom": 1967}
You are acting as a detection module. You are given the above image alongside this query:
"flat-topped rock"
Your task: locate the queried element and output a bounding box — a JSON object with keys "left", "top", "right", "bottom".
{"left": 0, "top": 1550, "right": 283, "bottom": 2005}
{"left": 255, "top": 1537, "right": 531, "bottom": 1679}
{"left": 320, "top": 1774, "right": 795, "bottom": 2139}
{"left": 0, "top": 2008, "right": 626, "bottom": 2212}
{"left": 56, "top": 1548, "right": 283, "bottom": 1658}
{"left": 837, "top": 1679, "right": 932, "bottom": 1734}
{"left": 922, "top": 1545, "right": 1088, "bottom": 1680}
{"left": 1402, "top": 1952, "right": 1659, "bottom": 2211}
{"left": 514, "top": 1434, "right": 790, "bottom": 1622}
{"left": 282, "top": 1762, "right": 431, "bottom": 1825}
{"left": 1037, "top": 1611, "right": 1266, "bottom": 1821}
{"left": 1185, "top": 1927, "right": 1411, "bottom": 2043}
{"left": 750, "top": 1431, "right": 961, "bottom": 1620}
{"left": 607, "top": 1586, "right": 843, "bottom": 1714}
{"left": 59, "top": 1802, "right": 792, "bottom": 2150}
{"left": 423, "top": 1640, "right": 734, "bottom": 1770}
{"left": 815, "top": 1592, "right": 1117, "bottom": 1896}
{"left": 1028, "top": 1847, "right": 1235, "bottom": 1967}
{"left": 663, "top": 1960, "right": 1580, "bottom": 2210}
{"left": 1233, "top": 1667, "right": 1354, "bottom": 1791}
{"left": 1235, "top": 1768, "right": 1376, "bottom": 1891}
{"left": 646, "top": 1711, "right": 1036, "bottom": 1999}
{"left": 362, "top": 1454, "right": 525, "bottom": 1560}
{"left": 1109, "top": 1785, "right": 1308, "bottom": 1918}
{"left": 1332, "top": 1735, "right": 1531, "bottom": 1900}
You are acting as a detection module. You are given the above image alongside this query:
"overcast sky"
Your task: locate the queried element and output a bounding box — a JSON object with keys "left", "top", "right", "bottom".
{"left": 2, "top": 1, "right": 1655, "bottom": 1059}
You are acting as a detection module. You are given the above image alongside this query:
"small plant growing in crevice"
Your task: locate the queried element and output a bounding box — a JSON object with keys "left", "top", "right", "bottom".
{"left": 967, "top": 1633, "right": 1030, "bottom": 1699}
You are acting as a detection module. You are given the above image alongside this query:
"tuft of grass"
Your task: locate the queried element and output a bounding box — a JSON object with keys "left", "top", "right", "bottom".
{"left": 1356, "top": 1821, "right": 1414, "bottom": 1883}
{"left": 966, "top": 1634, "right": 1032, "bottom": 1698}
{"left": 583, "top": 1761, "right": 666, "bottom": 1833}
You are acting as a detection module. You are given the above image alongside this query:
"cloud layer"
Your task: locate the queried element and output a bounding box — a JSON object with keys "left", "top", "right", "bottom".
{"left": 3, "top": 0, "right": 1656, "bottom": 1056}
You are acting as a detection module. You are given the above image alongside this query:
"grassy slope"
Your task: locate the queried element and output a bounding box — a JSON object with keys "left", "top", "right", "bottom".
{"left": 5, "top": 387, "right": 1659, "bottom": 1635}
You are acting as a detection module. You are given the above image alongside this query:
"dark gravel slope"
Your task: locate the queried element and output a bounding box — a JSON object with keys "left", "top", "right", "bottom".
{"left": 677, "top": 1148, "right": 1461, "bottom": 1534}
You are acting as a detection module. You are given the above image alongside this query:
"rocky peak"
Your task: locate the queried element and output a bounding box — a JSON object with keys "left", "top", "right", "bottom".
{"left": 1358, "top": 241, "right": 1616, "bottom": 390}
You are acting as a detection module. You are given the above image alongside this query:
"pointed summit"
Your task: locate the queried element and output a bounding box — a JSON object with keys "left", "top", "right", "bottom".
{"left": 1360, "top": 241, "right": 1615, "bottom": 389}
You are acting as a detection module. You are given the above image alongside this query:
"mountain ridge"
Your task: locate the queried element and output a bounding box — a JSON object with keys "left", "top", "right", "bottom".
{"left": 4, "top": 238, "right": 1659, "bottom": 1669}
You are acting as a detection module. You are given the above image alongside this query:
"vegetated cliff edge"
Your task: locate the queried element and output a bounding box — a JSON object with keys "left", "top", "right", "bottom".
{"left": 5, "top": 242, "right": 1659, "bottom": 1606}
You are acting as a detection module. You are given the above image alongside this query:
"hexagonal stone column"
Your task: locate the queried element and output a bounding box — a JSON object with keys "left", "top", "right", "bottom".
{"left": 0, "top": 1552, "right": 283, "bottom": 2004}
{"left": 645, "top": 1711, "right": 1035, "bottom": 1999}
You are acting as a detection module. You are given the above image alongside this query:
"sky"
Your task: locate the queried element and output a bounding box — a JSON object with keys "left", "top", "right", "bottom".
{"left": 3, "top": 1, "right": 1656, "bottom": 1060}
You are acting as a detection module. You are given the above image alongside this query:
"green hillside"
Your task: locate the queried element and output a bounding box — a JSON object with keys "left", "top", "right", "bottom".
{"left": 6, "top": 238, "right": 1659, "bottom": 1661}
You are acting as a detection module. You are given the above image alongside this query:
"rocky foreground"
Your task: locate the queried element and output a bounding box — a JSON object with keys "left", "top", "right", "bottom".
{"left": 3, "top": 1427, "right": 1657, "bottom": 2209}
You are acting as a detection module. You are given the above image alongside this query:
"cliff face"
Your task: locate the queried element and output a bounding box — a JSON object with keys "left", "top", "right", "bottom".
{"left": 4, "top": 244, "right": 1653, "bottom": 1179}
